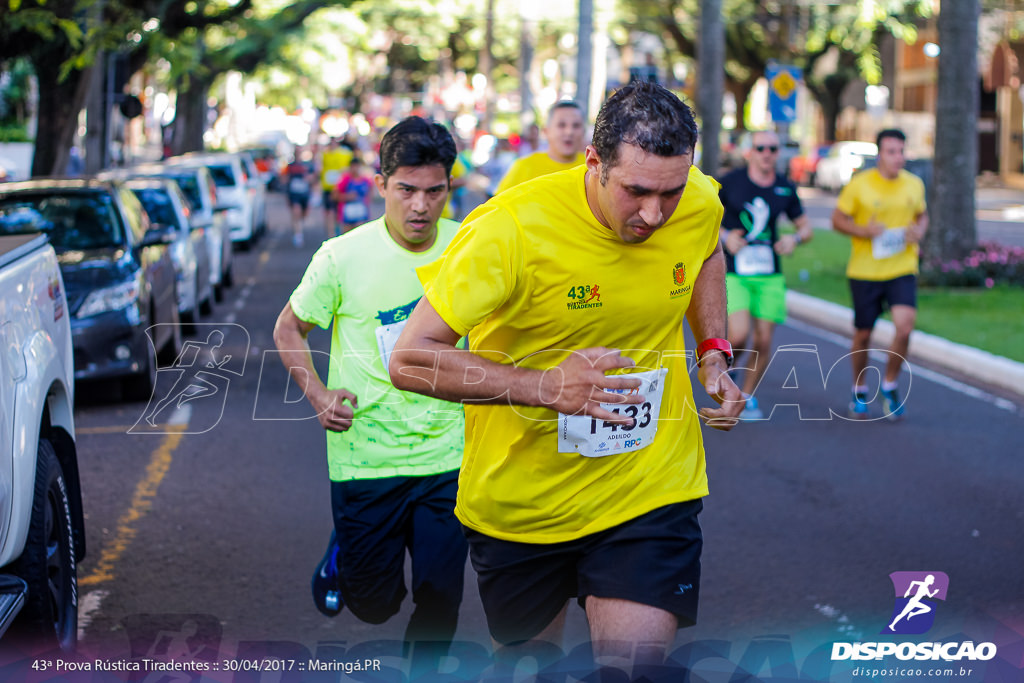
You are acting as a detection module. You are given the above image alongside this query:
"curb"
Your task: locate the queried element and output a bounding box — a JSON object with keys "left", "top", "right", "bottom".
{"left": 786, "top": 290, "right": 1024, "bottom": 400}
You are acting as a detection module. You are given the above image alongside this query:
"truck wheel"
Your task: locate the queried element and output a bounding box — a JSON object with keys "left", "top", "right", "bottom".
{"left": 10, "top": 439, "right": 78, "bottom": 651}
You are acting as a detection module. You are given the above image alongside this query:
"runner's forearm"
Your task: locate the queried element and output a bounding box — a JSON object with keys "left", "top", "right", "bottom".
{"left": 685, "top": 243, "right": 729, "bottom": 347}
{"left": 273, "top": 305, "right": 331, "bottom": 407}
{"left": 390, "top": 299, "right": 548, "bottom": 406}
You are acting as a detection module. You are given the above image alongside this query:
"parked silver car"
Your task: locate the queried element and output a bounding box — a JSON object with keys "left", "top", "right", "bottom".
{"left": 815, "top": 141, "right": 878, "bottom": 192}
{"left": 165, "top": 152, "right": 262, "bottom": 249}
{"left": 125, "top": 162, "right": 234, "bottom": 301}
{"left": 125, "top": 177, "right": 214, "bottom": 330}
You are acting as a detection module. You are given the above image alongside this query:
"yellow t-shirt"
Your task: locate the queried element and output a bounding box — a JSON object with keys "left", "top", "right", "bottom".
{"left": 320, "top": 147, "right": 354, "bottom": 190}
{"left": 494, "top": 151, "right": 586, "bottom": 195}
{"left": 836, "top": 168, "right": 926, "bottom": 280}
{"left": 420, "top": 164, "right": 723, "bottom": 543}
{"left": 441, "top": 156, "right": 468, "bottom": 220}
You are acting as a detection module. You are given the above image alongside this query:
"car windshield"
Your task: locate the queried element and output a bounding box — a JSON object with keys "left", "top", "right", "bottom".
{"left": 208, "top": 165, "right": 237, "bottom": 187}
{"left": 0, "top": 191, "right": 123, "bottom": 250}
{"left": 157, "top": 173, "right": 201, "bottom": 211}
{"left": 132, "top": 187, "right": 180, "bottom": 227}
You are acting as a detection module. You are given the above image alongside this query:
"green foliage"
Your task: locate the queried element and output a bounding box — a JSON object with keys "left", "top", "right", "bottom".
{"left": 0, "top": 123, "right": 31, "bottom": 142}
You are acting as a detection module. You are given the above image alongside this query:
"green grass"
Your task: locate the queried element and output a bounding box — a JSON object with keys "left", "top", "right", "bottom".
{"left": 782, "top": 230, "right": 1024, "bottom": 363}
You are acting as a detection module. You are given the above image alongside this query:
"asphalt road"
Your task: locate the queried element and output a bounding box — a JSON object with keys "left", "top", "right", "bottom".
{"left": 2, "top": 192, "right": 1020, "bottom": 682}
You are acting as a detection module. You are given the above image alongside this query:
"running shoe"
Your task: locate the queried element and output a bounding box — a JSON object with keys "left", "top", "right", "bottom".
{"left": 293, "top": 232, "right": 304, "bottom": 248}
{"left": 311, "top": 530, "right": 343, "bottom": 617}
{"left": 741, "top": 395, "right": 764, "bottom": 420}
{"left": 881, "top": 387, "right": 905, "bottom": 421}
{"left": 848, "top": 391, "right": 870, "bottom": 420}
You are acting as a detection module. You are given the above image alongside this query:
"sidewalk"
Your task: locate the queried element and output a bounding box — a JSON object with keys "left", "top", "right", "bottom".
{"left": 786, "top": 291, "right": 1024, "bottom": 402}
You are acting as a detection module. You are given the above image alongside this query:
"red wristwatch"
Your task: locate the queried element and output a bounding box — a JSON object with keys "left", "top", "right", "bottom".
{"left": 696, "top": 338, "right": 734, "bottom": 367}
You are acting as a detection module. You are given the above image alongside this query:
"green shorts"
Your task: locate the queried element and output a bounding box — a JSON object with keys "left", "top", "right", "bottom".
{"left": 726, "top": 273, "right": 787, "bottom": 323}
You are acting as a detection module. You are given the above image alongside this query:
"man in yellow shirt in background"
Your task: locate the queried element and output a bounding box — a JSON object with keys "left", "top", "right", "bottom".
{"left": 494, "top": 100, "right": 586, "bottom": 193}
{"left": 832, "top": 128, "right": 928, "bottom": 421}
{"left": 390, "top": 81, "right": 743, "bottom": 678}
{"left": 318, "top": 137, "right": 354, "bottom": 239}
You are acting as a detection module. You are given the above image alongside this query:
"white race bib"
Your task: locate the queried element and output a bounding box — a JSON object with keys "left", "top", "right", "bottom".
{"left": 734, "top": 244, "right": 775, "bottom": 276}
{"left": 342, "top": 201, "right": 369, "bottom": 223}
{"left": 324, "top": 170, "right": 341, "bottom": 187}
{"left": 375, "top": 319, "right": 408, "bottom": 371}
{"left": 872, "top": 227, "right": 907, "bottom": 260}
{"left": 288, "top": 176, "right": 310, "bottom": 193}
{"left": 558, "top": 368, "right": 668, "bottom": 458}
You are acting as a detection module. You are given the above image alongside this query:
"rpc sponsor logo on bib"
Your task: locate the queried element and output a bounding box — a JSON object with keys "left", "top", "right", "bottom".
{"left": 831, "top": 571, "right": 997, "bottom": 663}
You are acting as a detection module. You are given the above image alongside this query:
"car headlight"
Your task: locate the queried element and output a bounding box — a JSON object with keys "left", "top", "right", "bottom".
{"left": 77, "top": 277, "right": 141, "bottom": 318}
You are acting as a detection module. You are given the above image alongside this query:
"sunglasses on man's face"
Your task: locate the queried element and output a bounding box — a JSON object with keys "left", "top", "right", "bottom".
{"left": 755, "top": 145, "right": 779, "bottom": 153}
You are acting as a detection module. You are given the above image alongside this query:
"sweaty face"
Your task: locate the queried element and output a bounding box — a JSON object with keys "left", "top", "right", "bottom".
{"left": 545, "top": 108, "right": 586, "bottom": 163}
{"left": 876, "top": 137, "right": 906, "bottom": 179}
{"left": 375, "top": 164, "right": 450, "bottom": 252}
{"left": 585, "top": 143, "right": 692, "bottom": 244}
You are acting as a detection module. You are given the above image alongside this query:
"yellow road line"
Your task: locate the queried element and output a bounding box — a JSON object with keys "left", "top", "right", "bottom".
{"left": 79, "top": 424, "right": 185, "bottom": 586}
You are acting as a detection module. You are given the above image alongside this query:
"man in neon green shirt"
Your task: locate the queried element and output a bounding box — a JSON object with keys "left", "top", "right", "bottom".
{"left": 390, "top": 82, "right": 744, "bottom": 677}
{"left": 494, "top": 100, "right": 587, "bottom": 194}
{"left": 832, "top": 128, "right": 928, "bottom": 421}
{"left": 273, "top": 117, "right": 466, "bottom": 649}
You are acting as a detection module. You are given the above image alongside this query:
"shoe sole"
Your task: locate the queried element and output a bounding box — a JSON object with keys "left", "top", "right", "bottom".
{"left": 311, "top": 532, "right": 342, "bottom": 617}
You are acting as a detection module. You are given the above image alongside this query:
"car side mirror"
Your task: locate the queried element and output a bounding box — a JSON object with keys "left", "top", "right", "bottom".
{"left": 140, "top": 223, "right": 177, "bottom": 247}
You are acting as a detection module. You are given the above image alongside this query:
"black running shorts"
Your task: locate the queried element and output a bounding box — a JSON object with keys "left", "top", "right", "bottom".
{"left": 849, "top": 274, "right": 917, "bottom": 330}
{"left": 464, "top": 499, "right": 703, "bottom": 645}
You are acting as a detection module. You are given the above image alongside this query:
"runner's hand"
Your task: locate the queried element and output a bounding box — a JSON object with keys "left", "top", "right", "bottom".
{"left": 310, "top": 387, "right": 359, "bottom": 432}
{"left": 906, "top": 220, "right": 926, "bottom": 244}
{"left": 774, "top": 233, "right": 798, "bottom": 256}
{"left": 723, "top": 229, "right": 748, "bottom": 255}
{"left": 696, "top": 358, "right": 744, "bottom": 431}
{"left": 862, "top": 214, "right": 885, "bottom": 239}
{"left": 541, "top": 348, "right": 643, "bottom": 425}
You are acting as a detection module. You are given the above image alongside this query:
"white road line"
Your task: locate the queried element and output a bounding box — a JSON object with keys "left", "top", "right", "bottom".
{"left": 785, "top": 318, "right": 1018, "bottom": 413}
{"left": 77, "top": 589, "right": 109, "bottom": 641}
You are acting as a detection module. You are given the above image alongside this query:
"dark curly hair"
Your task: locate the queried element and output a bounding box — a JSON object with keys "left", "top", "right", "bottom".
{"left": 591, "top": 81, "right": 698, "bottom": 183}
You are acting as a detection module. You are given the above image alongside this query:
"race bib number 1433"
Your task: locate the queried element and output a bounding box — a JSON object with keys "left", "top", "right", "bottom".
{"left": 558, "top": 368, "right": 668, "bottom": 458}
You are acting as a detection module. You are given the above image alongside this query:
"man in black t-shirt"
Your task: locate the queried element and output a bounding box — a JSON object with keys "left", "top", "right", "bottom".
{"left": 718, "top": 130, "right": 813, "bottom": 419}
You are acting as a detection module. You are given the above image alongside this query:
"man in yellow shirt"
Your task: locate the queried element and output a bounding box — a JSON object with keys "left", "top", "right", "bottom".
{"left": 494, "top": 100, "right": 586, "bottom": 193}
{"left": 318, "top": 137, "right": 354, "bottom": 239}
{"left": 389, "top": 81, "right": 743, "bottom": 677}
{"left": 832, "top": 128, "right": 928, "bottom": 421}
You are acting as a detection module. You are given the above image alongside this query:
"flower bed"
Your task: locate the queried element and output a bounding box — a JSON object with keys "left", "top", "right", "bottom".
{"left": 920, "top": 241, "right": 1024, "bottom": 288}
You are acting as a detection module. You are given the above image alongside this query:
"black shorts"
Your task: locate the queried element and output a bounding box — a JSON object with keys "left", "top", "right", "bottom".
{"left": 322, "top": 188, "right": 338, "bottom": 210}
{"left": 464, "top": 499, "right": 703, "bottom": 645}
{"left": 331, "top": 470, "right": 467, "bottom": 638}
{"left": 287, "top": 192, "right": 310, "bottom": 209}
{"left": 849, "top": 274, "right": 917, "bottom": 330}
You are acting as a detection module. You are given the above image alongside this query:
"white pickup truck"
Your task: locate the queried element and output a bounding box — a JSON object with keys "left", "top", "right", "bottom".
{"left": 0, "top": 232, "right": 85, "bottom": 651}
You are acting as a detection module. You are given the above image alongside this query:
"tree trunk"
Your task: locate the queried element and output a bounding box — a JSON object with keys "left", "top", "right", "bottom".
{"left": 927, "top": 0, "right": 979, "bottom": 262}
{"left": 170, "top": 76, "right": 213, "bottom": 156}
{"left": 31, "top": 59, "right": 89, "bottom": 177}
{"left": 698, "top": 0, "right": 724, "bottom": 175}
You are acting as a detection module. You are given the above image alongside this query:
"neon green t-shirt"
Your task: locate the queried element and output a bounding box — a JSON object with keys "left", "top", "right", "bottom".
{"left": 289, "top": 217, "right": 464, "bottom": 481}
{"left": 420, "top": 164, "right": 723, "bottom": 544}
{"left": 836, "top": 168, "right": 927, "bottom": 281}
{"left": 495, "top": 151, "right": 586, "bottom": 194}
